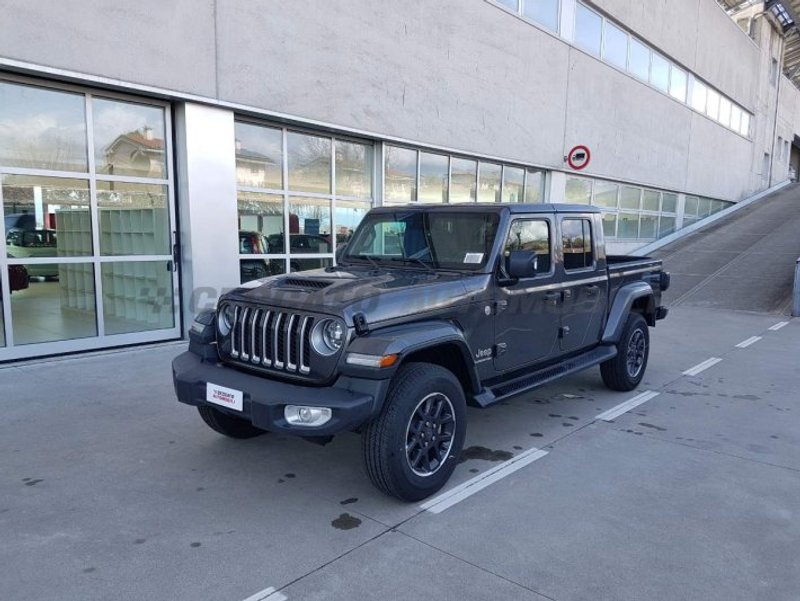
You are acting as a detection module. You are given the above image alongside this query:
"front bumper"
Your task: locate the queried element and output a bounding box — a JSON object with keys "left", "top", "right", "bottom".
{"left": 172, "top": 351, "right": 388, "bottom": 436}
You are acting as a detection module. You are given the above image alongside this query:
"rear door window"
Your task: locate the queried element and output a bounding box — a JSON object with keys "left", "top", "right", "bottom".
{"left": 561, "top": 218, "right": 594, "bottom": 271}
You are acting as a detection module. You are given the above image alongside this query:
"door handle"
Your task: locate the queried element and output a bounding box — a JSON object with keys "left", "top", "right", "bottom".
{"left": 585, "top": 284, "right": 599, "bottom": 295}
{"left": 562, "top": 289, "right": 573, "bottom": 299}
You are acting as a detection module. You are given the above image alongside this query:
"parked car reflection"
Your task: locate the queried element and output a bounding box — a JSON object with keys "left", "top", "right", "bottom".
{"left": 6, "top": 229, "right": 59, "bottom": 279}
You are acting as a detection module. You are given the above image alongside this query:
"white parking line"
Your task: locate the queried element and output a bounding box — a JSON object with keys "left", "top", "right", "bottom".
{"left": 682, "top": 357, "right": 723, "bottom": 377}
{"left": 595, "top": 390, "right": 660, "bottom": 422}
{"left": 769, "top": 321, "right": 790, "bottom": 331}
{"left": 421, "top": 447, "right": 548, "bottom": 514}
{"left": 735, "top": 336, "right": 762, "bottom": 348}
{"left": 241, "top": 587, "right": 287, "bottom": 601}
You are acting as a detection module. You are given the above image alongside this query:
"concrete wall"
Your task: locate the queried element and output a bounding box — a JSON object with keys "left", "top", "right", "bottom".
{"left": 0, "top": 0, "right": 795, "bottom": 202}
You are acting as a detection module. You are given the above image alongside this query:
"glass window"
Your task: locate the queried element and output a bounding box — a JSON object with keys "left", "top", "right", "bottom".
{"left": 574, "top": 4, "right": 602, "bottom": 55}
{"left": 706, "top": 88, "right": 720, "bottom": 121}
{"left": 661, "top": 193, "right": 678, "bottom": 213}
{"left": 603, "top": 21, "right": 628, "bottom": 69}
{"left": 3, "top": 175, "right": 92, "bottom": 257}
{"left": 496, "top": 0, "right": 519, "bottom": 9}
{"left": 659, "top": 216, "right": 676, "bottom": 237}
{"left": 505, "top": 220, "right": 552, "bottom": 274}
{"left": 11, "top": 262, "right": 97, "bottom": 344}
{"left": 237, "top": 192, "right": 284, "bottom": 253}
{"left": 335, "top": 200, "right": 370, "bottom": 248}
{"left": 96, "top": 182, "right": 170, "bottom": 256}
{"left": 617, "top": 213, "right": 639, "bottom": 238}
{"left": 419, "top": 152, "right": 449, "bottom": 203}
{"left": 566, "top": 177, "right": 592, "bottom": 204}
{"left": 740, "top": 112, "right": 751, "bottom": 137}
{"left": 335, "top": 140, "right": 372, "bottom": 199}
{"left": 718, "top": 97, "right": 732, "bottom": 128}
{"left": 502, "top": 166, "right": 525, "bottom": 203}
{"left": 234, "top": 123, "right": 283, "bottom": 189}
{"left": 287, "top": 132, "right": 331, "bottom": 194}
{"left": 691, "top": 79, "right": 708, "bottom": 112}
{"left": 650, "top": 53, "right": 670, "bottom": 92}
{"left": 629, "top": 38, "right": 651, "bottom": 81}
{"left": 729, "top": 105, "right": 742, "bottom": 133}
{"left": 0, "top": 81, "right": 88, "bottom": 172}
{"left": 522, "top": 0, "right": 559, "bottom": 32}
{"left": 0, "top": 286, "right": 4, "bottom": 346}
{"left": 384, "top": 146, "right": 417, "bottom": 203}
{"left": 593, "top": 180, "right": 619, "bottom": 208}
{"left": 639, "top": 215, "right": 658, "bottom": 238}
{"left": 620, "top": 186, "right": 641, "bottom": 210}
{"left": 669, "top": 66, "right": 687, "bottom": 102}
{"left": 525, "top": 169, "right": 545, "bottom": 203}
{"left": 101, "top": 261, "right": 174, "bottom": 335}
{"left": 642, "top": 190, "right": 660, "bottom": 212}
{"left": 289, "top": 197, "right": 332, "bottom": 254}
{"left": 477, "top": 162, "right": 502, "bottom": 203}
{"left": 601, "top": 212, "right": 617, "bottom": 237}
{"left": 240, "top": 258, "right": 285, "bottom": 283}
{"left": 93, "top": 98, "right": 167, "bottom": 179}
{"left": 561, "top": 218, "right": 593, "bottom": 270}
{"left": 450, "top": 158, "right": 477, "bottom": 203}
{"left": 698, "top": 197, "right": 712, "bottom": 218}
{"left": 684, "top": 195, "right": 699, "bottom": 217}
{"left": 290, "top": 258, "right": 332, "bottom": 273}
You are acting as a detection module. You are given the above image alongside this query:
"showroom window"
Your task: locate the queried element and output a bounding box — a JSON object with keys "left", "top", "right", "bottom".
{"left": 235, "top": 121, "right": 374, "bottom": 282}
{"left": 0, "top": 77, "right": 178, "bottom": 359}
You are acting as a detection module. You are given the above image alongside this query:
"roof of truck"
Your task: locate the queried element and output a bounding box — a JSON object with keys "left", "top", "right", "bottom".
{"left": 370, "top": 203, "right": 601, "bottom": 214}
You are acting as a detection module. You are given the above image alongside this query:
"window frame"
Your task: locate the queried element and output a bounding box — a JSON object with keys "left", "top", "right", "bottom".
{"left": 503, "top": 217, "right": 555, "bottom": 279}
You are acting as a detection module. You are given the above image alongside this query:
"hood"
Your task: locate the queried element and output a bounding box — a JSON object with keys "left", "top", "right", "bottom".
{"left": 226, "top": 266, "right": 484, "bottom": 326}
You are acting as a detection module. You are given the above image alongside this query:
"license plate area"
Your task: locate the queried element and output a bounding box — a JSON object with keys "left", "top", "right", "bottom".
{"left": 206, "top": 382, "right": 244, "bottom": 412}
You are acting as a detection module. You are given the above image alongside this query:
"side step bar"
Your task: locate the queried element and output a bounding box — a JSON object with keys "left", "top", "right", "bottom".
{"left": 471, "top": 345, "right": 618, "bottom": 408}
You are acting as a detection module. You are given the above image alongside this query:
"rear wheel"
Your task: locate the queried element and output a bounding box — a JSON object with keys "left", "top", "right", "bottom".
{"left": 197, "top": 405, "right": 266, "bottom": 439}
{"left": 362, "top": 363, "right": 466, "bottom": 501}
{"left": 600, "top": 313, "right": 650, "bottom": 391}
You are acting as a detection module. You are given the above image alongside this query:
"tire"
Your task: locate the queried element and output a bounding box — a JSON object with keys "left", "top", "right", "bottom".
{"left": 197, "top": 405, "right": 266, "bottom": 439}
{"left": 362, "top": 363, "right": 467, "bottom": 502}
{"left": 600, "top": 312, "right": 650, "bottom": 392}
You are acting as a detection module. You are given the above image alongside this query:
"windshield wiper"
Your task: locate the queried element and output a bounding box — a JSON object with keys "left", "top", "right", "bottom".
{"left": 386, "top": 256, "right": 436, "bottom": 273}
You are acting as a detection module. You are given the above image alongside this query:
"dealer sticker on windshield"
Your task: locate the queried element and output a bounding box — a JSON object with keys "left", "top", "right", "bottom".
{"left": 464, "top": 252, "right": 484, "bottom": 264}
{"left": 206, "top": 383, "right": 243, "bottom": 412}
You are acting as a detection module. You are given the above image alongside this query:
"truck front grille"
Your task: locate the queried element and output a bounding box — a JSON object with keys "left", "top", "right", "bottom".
{"left": 228, "top": 305, "right": 314, "bottom": 375}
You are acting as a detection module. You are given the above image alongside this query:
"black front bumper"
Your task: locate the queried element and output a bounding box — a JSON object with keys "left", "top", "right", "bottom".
{"left": 172, "top": 351, "right": 389, "bottom": 436}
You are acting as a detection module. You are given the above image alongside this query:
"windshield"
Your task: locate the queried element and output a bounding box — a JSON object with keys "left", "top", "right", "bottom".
{"left": 344, "top": 211, "right": 500, "bottom": 271}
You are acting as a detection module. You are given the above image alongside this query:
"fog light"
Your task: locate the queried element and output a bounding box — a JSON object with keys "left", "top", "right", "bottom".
{"left": 284, "top": 405, "right": 332, "bottom": 427}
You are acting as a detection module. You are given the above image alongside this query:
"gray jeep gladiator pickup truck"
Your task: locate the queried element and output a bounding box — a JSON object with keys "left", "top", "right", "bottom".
{"left": 173, "top": 204, "right": 669, "bottom": 501}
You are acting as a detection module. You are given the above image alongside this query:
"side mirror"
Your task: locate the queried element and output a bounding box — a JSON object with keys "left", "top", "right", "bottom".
{"left": 506, "top": 250, "right": 538, "bottom": 279}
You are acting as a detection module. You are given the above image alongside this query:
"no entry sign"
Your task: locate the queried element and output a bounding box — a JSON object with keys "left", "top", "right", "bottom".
{"left": 566, "top": 145, "right": 591, "bottom": 170}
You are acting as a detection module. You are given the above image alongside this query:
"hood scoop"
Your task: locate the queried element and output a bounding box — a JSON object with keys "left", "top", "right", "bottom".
{"left": 280, "top": 277, "right": 333, "bottom": 290}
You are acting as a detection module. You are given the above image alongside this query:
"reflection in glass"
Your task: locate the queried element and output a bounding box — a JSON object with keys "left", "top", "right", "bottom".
{"left": 642, "top": 190, "right": 660, "bottom": 212}
{"left": 385, "top": 146, "right": 417, "bottom": 203}
{"left": 0, "top": 82, "right": 88, "bottom": 172}
{"left": 289, "top": 197, "right": 332, "bottom": 254}
{"left": 691, "top": 80, "right": 707, "bottom": 112}
{"left": 525, "top": 169, "right": 545, "bottom": 203}
{"left": 523, "top": 0, "right": 559, "bottom": 32}
{"left": 497, "top": 0, "right": 518, "bottom": 9}
{"left": 617, "top": 213, "right": 639, "bottom": 238}
{"left": 706, "top": 89, "right": 720, "bottom": 121}
{"left": 669, "top": 66, "right": 687, "bottom": 102}
{"left": 602, "top": 213, "right": 617, "bottom": 237}
{"left": 565, "top": 177, "right": 592, "bottom": 203}
{"left": 290, "top": 258, "right": 332, "bottom": 273}
{"left": 450, "top": 158, "right": 477, "bottom": 202}
{"left": 0, "top": 283, "right": 4, "bottom": 345}
{"left": 684, "top": 196, "right": 699, "bottom": 216}
{"left": 288, "top": 132, "right": 331, "bottom": 193}
{"left": 740, "top": 113, "right": 751, "bottom": 137}
{"left": 603, "top": 21, "right": 628, "bottom": 69}
{"left": 335, "top": 200, "right": 370, "bottom": 247}
{"left": 101, "top": 261, "right": 174, "bottom": 335}
{"left": 729, "top": 105, "right": 742, "bottom": 133}
{"left": 241, "top": 258, "right": 285, "bottom": 283}
{"left": 659, "top": 216, "right": 676, "bottom": 237}
{"left": 502, "top": 167, "right": 524, "bottom": 203}
{"left": 419, "top": 152, "right": 449, "bottom": 203}
{"left": 2, "top": 175, "right": 91, "bottom": 256}
{"left": 661, "top": 193, "right": 678, "bottom": 213}
{"left": 620, "top": 186, "right": 641, "bottom": 210}
{"left": 238, "top": 192, "right": 284, "bottom": 253}
{"left": 477, "top": 162, "right": 501, "bottom": 203}
{"left": 628, "top": 38, "right": 650, "bottom": 81}
{"left": 574, "top": 4, "right": 602, "bottom": 55}
{"left": 718, "top": 97, "right": 732, "bottom": 128}
{"left": 93, "top": 98, "right": 166, "bottom": 178}
{"left": 593, "top": 181, "right": 619, "bottom": 208}
{"left": 640, "top": 215, "right": 658, "bottom": 238}
{"left": 11, "top": 263, "right": 97, "bottom": 345}
{"left": 650, "top": 53, "right": 670, "bottom": 92}
{"left": 699, "top": 197, "right": 712, "bottom": 218}
{"left": 235, "top": 122, "right": 283, "bottom": 189}
{"left": 97, "top": 182, "right": 170, "bottom": 255}
{"left": 335, "top": 141, "right": 372, "bottom": 199}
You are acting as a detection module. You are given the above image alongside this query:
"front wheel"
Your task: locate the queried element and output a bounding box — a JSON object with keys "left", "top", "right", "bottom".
{"left": 362, "top": 363, "right": 466, "bottom": 502}
{"left": 600, "top": 313, "right": 650, "bottom": 391}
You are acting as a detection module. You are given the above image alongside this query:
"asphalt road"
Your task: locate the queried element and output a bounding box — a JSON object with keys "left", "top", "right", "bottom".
{"left": 1, "top": 306, "right": 798, "bottom": 601}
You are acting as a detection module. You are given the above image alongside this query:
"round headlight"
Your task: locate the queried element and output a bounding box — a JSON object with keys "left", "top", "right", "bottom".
{"left": 218, "top": 304, "right": 236, "bottom": 335}
{"left": 312, "top": 319, "right": 346, "bottom": 355}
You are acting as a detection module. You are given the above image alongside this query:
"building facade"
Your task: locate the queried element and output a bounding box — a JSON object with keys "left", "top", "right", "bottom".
{"left": 0, "top": 0, "right": 798, "bottom": 360}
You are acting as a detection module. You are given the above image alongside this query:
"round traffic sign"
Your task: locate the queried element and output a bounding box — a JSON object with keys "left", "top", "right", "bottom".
{"left": 567, "top": 145, "right": 591, "bottom": 170}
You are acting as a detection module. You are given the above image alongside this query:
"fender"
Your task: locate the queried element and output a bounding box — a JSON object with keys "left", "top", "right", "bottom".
{"left": 602, "top": 281, "right": 655, "bottom": 343}
{"left": 341, "top": 320, "right": 481, "bottom": 393}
